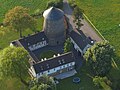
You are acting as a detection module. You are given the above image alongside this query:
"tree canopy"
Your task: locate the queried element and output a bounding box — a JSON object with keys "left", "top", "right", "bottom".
{"left": 30, "top": 75, "right": 56, "bottom": 90}
{"left": 3, "top": 6, "right": 37, "bottom": 37}
{"left": 0, "top": 46, "right": 29, "bottom": 85}
{"left": 46, "top": 0, "right": 63, "bottom": 9}
{"left": 93, "top": 76, "right": 112, "bottom": 90}
{"left": 64, "top": 38, "right": 72, "bottom": 53}
{"left": 84, "top": 41, "right": 115, "bottom": 76}
{"left": 73, "top": 6, "right": 84, "bottom": 30}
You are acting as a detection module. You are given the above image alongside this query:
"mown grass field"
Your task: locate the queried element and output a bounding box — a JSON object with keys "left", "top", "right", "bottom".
{"left": 0, "top": 0, "right": 48, "bottom": 22}
{"left": 76, "top": 0, "right": 120, "bottom": 57}
{"left": 57, "top": 66, "right": 99, "bottom": 90}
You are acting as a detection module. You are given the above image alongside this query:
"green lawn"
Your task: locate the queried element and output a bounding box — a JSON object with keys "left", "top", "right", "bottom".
{"left": 57, "top": 66, "right": 100, "bottom": 90}
{"left": 0, "top": 78, "right": 28, "bottom": 90}
{"left": 40, "top": 50, "right": 57, "bottom": 59}
{"left": 76, "top": 0, "right": 120, "bottom": 57}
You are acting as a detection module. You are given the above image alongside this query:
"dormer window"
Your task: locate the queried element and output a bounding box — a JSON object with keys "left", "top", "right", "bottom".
{"left": 42, "top": 38, "right": 44, "bottom": 40}
{"left": 58, "top": 60, "right": 61, "bottom": 64}
{"left": 46, "top": 64, "right": 49, "bottom": 69}
{"left": 62, "top": 59, "right": 65, "bottom": 63}
{"left": 28, "top": 43, "right": 30, "bottom": 46}
{"left": 41, "top": 66, "right": 43, "bottom": 70}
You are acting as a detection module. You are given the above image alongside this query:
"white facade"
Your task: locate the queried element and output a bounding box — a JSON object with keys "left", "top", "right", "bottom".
{"left": 28, "top": 40, "right": 48, "bottom": 51}
{"left": 30, "top": 61, "right": 75, "bottom": 78}
{"left": 70, "top": 37, "right": 91, "bottom": 55}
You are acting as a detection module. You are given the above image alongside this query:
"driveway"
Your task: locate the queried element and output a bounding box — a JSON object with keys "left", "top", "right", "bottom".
{"left": 63, "top": 0, "right": 102, "bottom": 42}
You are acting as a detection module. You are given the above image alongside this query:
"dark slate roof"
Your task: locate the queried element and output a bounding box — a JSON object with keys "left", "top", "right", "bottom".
{"left": 33, "top": 52, "right": 75, "bottom": 74}
{"left": 29, "top": 51, "right": 40, "bottom": 62}
{"left": 12, "top": 31, "right": 48, "bottom": 51}
{"left": 70, "top": 30, "right": 89, "bottom": 50}
{"left": 11, "top": 31, "right": 48, "bottom": 62}
{"left": 43, "top": 7, "right": 64, "bottom": 20}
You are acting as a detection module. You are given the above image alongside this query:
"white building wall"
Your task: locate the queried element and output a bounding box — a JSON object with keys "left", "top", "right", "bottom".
{"left": 70, "top": 37, "right": 91, "bottom": 55}
{"left": 83, "top": 44, "right": 91, "bottom": 54}
{"left": 30, "top": 66, "right": 37, "bottom": 77}
{"left": 28, "top": 40, "right": 48, "bottom": 51}
{"left": 35, "top": 62, "right": 75, "bottom": 78}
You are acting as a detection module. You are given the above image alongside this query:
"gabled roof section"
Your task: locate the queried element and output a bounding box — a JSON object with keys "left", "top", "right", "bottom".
{"left": 11, "top": 31, "right": 48, "bottom": 51}
{"left": 33, "top": 52, "right": 75, "bottom": 74}
{"left": 70, "top": 30, "right": 89, "bottom": 50}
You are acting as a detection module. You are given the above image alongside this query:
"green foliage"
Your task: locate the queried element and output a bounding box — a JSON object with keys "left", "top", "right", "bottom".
{"left": 40, "top": 50, "right": 57, "bottom": 59}
{"left": 30, "top": 75, "right": 56, "bottom": 90}
{"left": 30, "top": 84, "right": 49, "bottom": 90}
{"left": 3, "top": 6, "right": 37, "bottom": 37}
{"left": 73, "top": 6, "right": 84, "bottom": 30}
{"left": 46, "top": 0, "right": 63, "bottom": 9}
{"left": 0, "top": 46, "right": 29, "bottom": 81}
{"left": 93, "top": 76, "right": 112, "bottom": 90}
{"left": 64, "top": 38, "right": 72, "bottom": 53}
{"left": 84, "top": 41, "right": 115, "bottom": 76}
{"left": 68, "top": 0, "right": 77, "bottom": 8}
{"left": 0, "top": 0, "right": 49, "bottom": 22}
{"left": 0, "top": 26, "right": 9, "bottom": 36}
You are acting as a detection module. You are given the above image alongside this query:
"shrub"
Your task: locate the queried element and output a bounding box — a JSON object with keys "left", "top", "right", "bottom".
{"left": 46, "top": 0, "right": 63, "bottom": 9}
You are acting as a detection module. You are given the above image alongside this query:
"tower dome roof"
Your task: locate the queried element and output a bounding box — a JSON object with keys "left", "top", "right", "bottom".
{"left": 43, "top": 7, "right": 64, "bottom": 20}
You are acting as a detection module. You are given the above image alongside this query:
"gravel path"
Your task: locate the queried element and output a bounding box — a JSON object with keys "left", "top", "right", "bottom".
{"left": 63, "top": 0, "right": 102, "bottom": 42}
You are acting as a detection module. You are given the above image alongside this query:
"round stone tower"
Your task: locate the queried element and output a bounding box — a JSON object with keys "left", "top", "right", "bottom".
{"left": 43, "top": 7, "right": 66, "bottom": 46}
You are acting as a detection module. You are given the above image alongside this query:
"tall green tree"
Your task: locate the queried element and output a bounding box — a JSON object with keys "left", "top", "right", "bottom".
{"left": 84, "top": 41, "right": 115, "bottom": 76}
{"left": 30, "top": 75, "right": 56, "bottom": 90}
{"left": 64, "top": 38, "right": 72, "bottom": 53}
{"left": 73, "top": 6, "right": 84, "bottom": 30}
{"left": 46, "top": 0, "right": 63, "bottom": 9}
{"left": 3, "top": 6, "right": 37, "bottom": 38}
{"left": 0, "top": 46, "right": 29, "bottom": 86}
{"left": 30, "top": 84, "right": 49, "bottom": 90}
{"left": 93, "top": 76, "right": 112, "bottom": 90}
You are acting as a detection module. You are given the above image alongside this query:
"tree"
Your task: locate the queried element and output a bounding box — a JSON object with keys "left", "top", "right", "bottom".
{"left": 64, "top": 38, "right": 72, "bottom": 53}
{"left": 3, "top": 6, "right": 37, "bottom": 38}
{"left": 84, "top": 41, "right": 115, "bottom": 76}
{"left": 30, "top": 84, "right": 49, "bottom": 90}
{"left": 73, "top": 6, "right": 84, "bottom": 30}
{"left": 46, "top": 0, "right": 63, "bottom": 9}
{"left": 30, "top": 75, "right": 56, "bottom": 90}
{"left": 93, "top": 76, "right": 112, "bottom": 90}
{"left": 0, "top": 26, "right": 9, "bottom": 36}
{"left": 0, "top": 46, "right": 29, "bottom": 86}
